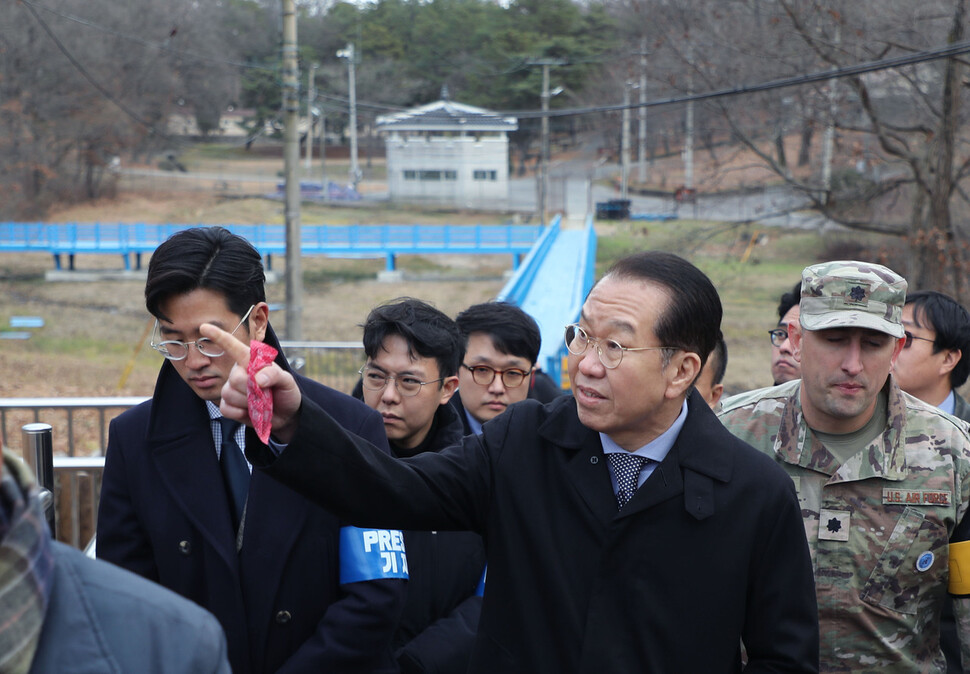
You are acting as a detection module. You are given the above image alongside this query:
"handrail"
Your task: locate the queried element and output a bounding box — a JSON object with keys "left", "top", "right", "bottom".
{"left": 495, "top": 215, "right": 562, "bottom": 305}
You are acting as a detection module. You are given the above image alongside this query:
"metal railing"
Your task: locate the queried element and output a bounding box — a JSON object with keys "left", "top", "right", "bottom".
{"left": 1, "top": 341, "right": 367, "bottom": 550}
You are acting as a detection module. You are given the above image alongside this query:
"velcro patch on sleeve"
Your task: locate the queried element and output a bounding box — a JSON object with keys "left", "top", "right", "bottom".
{"left": 339, "top": 526, "right": 409, "bottom": 583}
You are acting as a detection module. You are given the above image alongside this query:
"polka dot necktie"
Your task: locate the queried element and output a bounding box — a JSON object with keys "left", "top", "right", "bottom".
{"left": 608, "top": 452, "right": 649, "bottom": 509}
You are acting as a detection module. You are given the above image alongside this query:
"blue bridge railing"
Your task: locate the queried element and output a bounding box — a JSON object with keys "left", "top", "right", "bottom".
{"left": 0, "top": 222, "right": 544, "bottom": 272}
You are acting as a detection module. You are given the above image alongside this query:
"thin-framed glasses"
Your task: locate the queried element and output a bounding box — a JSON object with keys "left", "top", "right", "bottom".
{"left": 768, "top": 328, "right": 788, "bottom": 347}
{"left": 903, "top": 330, "right": 935, "bottom": 349}
{"left": 564, "top": 323, "right": 672, "bottom": 369}
{"left": 358, "top": 366, "right": 443, "bottom": 397}
{"left": 151, "top": 305, "right": 255, "bottom": 361}
{"left": 462, "top": 363, "right": 531, "bottom": 388}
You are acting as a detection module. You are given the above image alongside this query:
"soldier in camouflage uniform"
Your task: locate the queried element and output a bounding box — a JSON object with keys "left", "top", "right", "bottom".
{"left": 718, "top": 260, "right": 970, "bottom": 673}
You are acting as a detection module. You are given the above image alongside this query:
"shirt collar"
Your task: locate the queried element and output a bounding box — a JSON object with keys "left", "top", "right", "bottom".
{"left": 599, "top": 399, "right": 689, "bottom": 462}
{"left": 465, "top": 409, "right": 483, "bottom": 435}
{"left": 940, "top": 389, "right": 956, "bottom": 415}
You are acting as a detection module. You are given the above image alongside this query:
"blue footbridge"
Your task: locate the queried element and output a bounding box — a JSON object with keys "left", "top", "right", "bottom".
{"left": 0, "top": 217, "right": 596, "bottom": 386}
{"left": 496, "top": 215, "right": 597, "bottom": 388}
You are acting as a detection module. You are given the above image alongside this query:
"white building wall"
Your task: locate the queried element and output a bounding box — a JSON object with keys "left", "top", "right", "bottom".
{"left": 385, "top": 134, "right": 510, "bottom": 208}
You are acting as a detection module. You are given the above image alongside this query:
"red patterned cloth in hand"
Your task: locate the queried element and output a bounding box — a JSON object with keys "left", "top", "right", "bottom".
{"left": 247, "top": 340, "right": 279, "bottom": 443}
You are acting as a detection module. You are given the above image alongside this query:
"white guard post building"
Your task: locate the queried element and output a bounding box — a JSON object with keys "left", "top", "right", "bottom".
{"left": 377, "top": 95, "right": 517, "bottom": 208}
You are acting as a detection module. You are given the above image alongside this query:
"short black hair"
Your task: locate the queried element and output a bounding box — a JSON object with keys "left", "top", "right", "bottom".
{"left": 601, "top": 251, "right": 722, "bottom": 369}
{"left": 708, "top": 337, "right": 728, "bottom": 386}
{"left": 906, "top": 290, "right": 970, "bottom": 388}
{"left": 777, "top": 281, "right": 802, "bottom": 321}
{"left": 455, "top": 302, "right": 541, "bottom": 365}
{"left": 145, "top": 226, "right": 265, "bottom": 321}
{"left": 362, "top": 298, "right": 463, "bottom": 379}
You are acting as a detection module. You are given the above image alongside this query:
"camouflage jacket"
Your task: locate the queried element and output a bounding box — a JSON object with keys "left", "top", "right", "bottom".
{"left": 718, "top": 376, "right": 970, "bottom": 673}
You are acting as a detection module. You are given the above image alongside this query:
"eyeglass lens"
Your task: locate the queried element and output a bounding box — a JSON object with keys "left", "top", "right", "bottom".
{"left": 564, "top": 324, "right": 624, "bottom": 367}
{"left": 466, "top": 365, "right": 527, "bottom": 388}
{"left": 359, "top": 368, "right": 425, "bottom": 396}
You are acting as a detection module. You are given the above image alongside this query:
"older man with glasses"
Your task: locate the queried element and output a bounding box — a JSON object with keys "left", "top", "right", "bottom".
{"left": 204, "top": 250, "right": 820, "bottom": 673}
{"left": 97, "top": 226, "right": 406, "bottom": 674}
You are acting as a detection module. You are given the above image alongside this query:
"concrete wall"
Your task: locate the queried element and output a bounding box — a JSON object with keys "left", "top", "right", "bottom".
{"left": 384, "top": 134, "right": 510, "bottom": 208}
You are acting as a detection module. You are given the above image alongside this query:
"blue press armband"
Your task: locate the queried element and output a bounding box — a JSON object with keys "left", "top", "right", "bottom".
{"left": 339, "top": 526, "right": 409, "bottom": 583}
{"left": 475, "top": 565, "right": 487, "bottom": 597}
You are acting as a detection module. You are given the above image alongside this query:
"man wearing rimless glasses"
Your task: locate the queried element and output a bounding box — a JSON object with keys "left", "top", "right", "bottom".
{"left": 205, "top": 250, "right": 818, "bottom": 672}
{"left": 97, "top": 227, "right": 406, "bottom": 674}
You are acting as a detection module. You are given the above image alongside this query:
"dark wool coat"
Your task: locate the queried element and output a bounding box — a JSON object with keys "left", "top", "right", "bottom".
{"left": 249, "top": 390, "right": 820, "bottom": 674}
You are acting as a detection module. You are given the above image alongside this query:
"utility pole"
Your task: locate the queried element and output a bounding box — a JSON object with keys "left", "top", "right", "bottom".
{"left": 528, "top": 58, "right": 566, "bottom": 226}
{"left": 684, "top": 42, "right": 695, "bottom": 192}
{"left": 638, "top": 39, "right": 648, "bottom": 184}
{"left": 821, "top": 25, "right": 841, "bottom": 204}
{"left": 305, "top": 63, "right": 318, "bottom": 172}
{"left": 337, "top": 43, "right": 359, "bottom": 189}
{"left": 281, "top": 0, "right": 302, "bottom": 340}
{"left": 621, "top": 82, "right": 631, "bottom": 200}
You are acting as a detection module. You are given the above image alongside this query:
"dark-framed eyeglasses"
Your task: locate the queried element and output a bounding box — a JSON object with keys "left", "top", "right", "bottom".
{"left": 768, "top": 328, "right": 789, "bottom": 347}
{"left": 564, "top": 323, "right": 673, "bottom": 369}
{"left": 151, "top": 305, "right": 255, "bottom": 361}
{"left": 358, "top": 365, "right": 443, "bottom": 397}
{"left": 462, "top": 363, "right": 531, "bottom": 388}
{"left": 903, "top": 330, "right": 935, "bottom": 349}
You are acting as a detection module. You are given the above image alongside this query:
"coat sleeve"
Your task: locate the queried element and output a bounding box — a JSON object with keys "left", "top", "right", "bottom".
{"left": 96, "top": 415, "right": 160, "bottom": 581}
{"left": 276, "top": 575, "right": 407, "bottom": 673}
{"left": 396, "top": 594, "right": 482, "bottom": 674}
{"left": 740, "top": 475, "right": 820, "bottom": 673}
{"left": 247, "top": 395, "right": 491, "bottom": 533}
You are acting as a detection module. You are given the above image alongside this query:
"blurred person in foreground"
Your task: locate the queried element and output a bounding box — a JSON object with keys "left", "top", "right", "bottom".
{"left": 97, "top": 226, "right": 406, "bottom": 674}
{"left": 356, "top": 297, "right": 486, "bottom": 673}
{"left": 0, "top": 442, "right": 230, "bottom": 673}
{"left": 719, "top": 261, "right": 970, "bottom": 671}
{"left": 204, "top": 250, "right": 820, "bottom": 673}
{"left": 770, "top": 281, "right": 803, "bottom": 385}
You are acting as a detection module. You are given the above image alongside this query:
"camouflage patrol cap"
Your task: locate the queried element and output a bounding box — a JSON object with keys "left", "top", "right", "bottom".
{"left": 799, "top": 260, "right": 907, "bottom": 337}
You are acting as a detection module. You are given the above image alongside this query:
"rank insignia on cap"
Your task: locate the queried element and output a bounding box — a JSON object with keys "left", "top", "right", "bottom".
{"left": 847, "top": 285, "right": 868, "bottom": 304}
{"left": 818, "top": 509, "right": 850, "bottom": 541}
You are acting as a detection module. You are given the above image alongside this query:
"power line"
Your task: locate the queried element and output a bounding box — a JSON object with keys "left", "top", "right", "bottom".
{"left": 507, "top": 38, "right": 970, "bottom": 119}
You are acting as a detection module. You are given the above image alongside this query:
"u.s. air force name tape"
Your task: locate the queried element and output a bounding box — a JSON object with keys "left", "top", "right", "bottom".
{"left": 339, "top": 527, "right": 409, "bottom": 583}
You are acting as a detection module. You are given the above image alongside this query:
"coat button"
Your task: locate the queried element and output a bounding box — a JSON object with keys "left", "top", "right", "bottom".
{"left": 275, "top": 610, "right": 292, "bottom": 624}
{"left": 178, "top": 540, "right": 191, "bottom": 555}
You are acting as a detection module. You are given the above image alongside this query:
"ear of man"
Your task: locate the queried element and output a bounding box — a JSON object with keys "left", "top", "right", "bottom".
{"left": 665, "top": 350, "right": 702, "bottom": 400}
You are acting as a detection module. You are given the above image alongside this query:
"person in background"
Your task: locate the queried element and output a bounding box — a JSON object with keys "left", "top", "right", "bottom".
{"left": 97, "top": 226, "right": 406, "bottom": 674}
{"left": 719, "top": 260, "right": 970, "bottom": 672}
{"left": 357, "top": 298, "right": 486, "bottom": 674}
{"left": 892, "top": 289, "right": 970, "bottom": 673}
{"left": 0, "top": 443, "right": 231, "bottom": 673}
{"left": 451, "top": 302, "right": 543, "bottom": 434}
{"left": 206, "top": 250, "right": 819, "bottom": 673}
{"left": 694, "top": 336, "right": 727, "bottom": 409}
{"left": 769, "top": 281, "right": 803, "bottom": 385}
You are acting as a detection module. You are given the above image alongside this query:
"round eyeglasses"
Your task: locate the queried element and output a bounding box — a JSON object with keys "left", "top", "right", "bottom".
{"left": 358, "top": 366, "right": 443, "bottom": 397}
{"left": 768, "top": 328, "right": 788, "bottom": 347}
{"left": 462, "top": 363, "right": 531, "bottom": 388}
{"left": 151, "top": 305, "right": 255, "bottom": 361}
{"left": 564, "top": 323, "right": 672, "bottom": 369}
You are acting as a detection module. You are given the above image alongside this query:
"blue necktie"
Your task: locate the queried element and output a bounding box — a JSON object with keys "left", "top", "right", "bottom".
{"left": 608, "top": 452, "right": 648, "bottom": 509}
{"left": 218, "top": 417, "right": 250, "bottom": 530}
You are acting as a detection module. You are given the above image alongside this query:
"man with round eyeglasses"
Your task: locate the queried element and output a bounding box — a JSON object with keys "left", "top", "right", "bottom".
{"left": 203, "top": 249, "right": 819, "bottom": 673}
{"left": 97, "top": 226, "right": 406, "bottom": 674}
{"left": 451, "top": 302, "right": 543, "bottom": 434}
